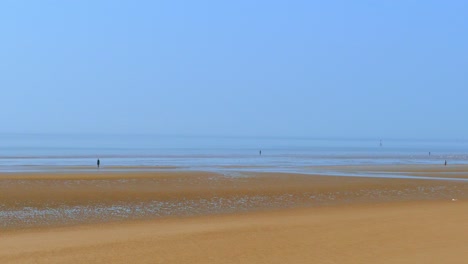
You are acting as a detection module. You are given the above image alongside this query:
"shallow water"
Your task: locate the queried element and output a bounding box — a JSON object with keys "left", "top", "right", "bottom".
{"left": 2, "top": 134, "right": 468, "bottom": 173}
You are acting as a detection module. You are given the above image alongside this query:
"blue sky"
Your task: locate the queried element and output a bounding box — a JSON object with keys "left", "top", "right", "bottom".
{"left": 0, "top": 1, "right": 467, "bottom": 139}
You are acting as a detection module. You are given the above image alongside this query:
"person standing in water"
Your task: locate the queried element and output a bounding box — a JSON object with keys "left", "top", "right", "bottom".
{"left": 259, "top": 150, "right": 262, "bottom": 156}
{"left": 97, "top": 158, "right": 100, "bottom": 169}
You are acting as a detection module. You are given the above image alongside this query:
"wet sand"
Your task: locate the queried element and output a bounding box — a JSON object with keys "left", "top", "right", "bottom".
{"left": 312, "top": 164, "right": 468, "bottom": 179}
{"left": 1, "top": 167, "right": 467, "bottom": 263}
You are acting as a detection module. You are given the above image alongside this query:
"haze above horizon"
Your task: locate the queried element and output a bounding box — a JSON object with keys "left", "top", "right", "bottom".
{"left": 1, "top": 1, "right": 467, "bottom": 139}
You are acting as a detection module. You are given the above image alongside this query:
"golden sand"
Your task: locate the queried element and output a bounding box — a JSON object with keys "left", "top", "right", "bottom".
{"left": 1, "top": 167, "right": 467, "bottom": 263}
{"left": 1, "top": 201, "right": 467, "bottom": 264}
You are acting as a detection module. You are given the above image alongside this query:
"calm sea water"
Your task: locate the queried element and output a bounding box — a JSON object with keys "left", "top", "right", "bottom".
{"left": 1, "top": 134, "right": 468, "bottom": 173}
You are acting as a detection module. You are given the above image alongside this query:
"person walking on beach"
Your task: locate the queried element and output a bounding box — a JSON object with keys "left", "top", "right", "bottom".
{"left": 97, "top": 158, "right": 100, "bottom": 169}
{"left": 444, "top": 160, "right": 447, "bottom": 166}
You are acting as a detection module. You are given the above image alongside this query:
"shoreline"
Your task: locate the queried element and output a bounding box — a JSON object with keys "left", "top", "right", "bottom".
{"left": 2, "top": 163, "right": 468, "bottom": 180}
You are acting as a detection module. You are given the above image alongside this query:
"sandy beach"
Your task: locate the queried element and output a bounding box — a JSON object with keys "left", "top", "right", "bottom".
{"left": 1, "top": 166, "right": 467, "bottom": 263}
{"left": 1, "top": 201, "right": 467, "bottom": 264}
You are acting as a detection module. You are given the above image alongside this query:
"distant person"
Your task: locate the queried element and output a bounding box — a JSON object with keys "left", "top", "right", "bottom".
{"left": 97, "top": 158, "right": 100, "bottom": 168}
{"left": 429, "top": 152, "right": 431, "bottom": 156}
{"left": 259, "top": 150, "right": 262, "bottom": 156}
{"left": 444, "top": 160, "right": 447, "bottom": 166}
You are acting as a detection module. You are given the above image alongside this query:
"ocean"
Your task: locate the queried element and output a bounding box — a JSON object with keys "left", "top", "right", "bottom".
{"left": 1, "top": 133, "right": 468, "bottom": 173}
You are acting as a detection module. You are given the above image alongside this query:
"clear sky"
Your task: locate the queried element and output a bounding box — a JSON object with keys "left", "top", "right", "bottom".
{"left": 0, "top": 1, "right": 467, "bottom": 139}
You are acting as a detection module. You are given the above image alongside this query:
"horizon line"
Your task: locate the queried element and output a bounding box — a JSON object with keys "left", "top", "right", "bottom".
{"left": 0, "top": 132, "right": 467, "bottom": 142}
